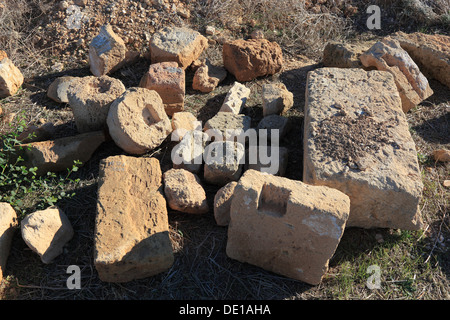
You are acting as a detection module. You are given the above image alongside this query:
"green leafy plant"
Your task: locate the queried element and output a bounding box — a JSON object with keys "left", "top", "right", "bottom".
{"left": 0, "top": 114, "right": 80, "bottom": 217}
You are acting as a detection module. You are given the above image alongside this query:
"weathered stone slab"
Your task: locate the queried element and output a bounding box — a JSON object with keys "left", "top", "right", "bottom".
{"left": 256, "top": 114, "right": 290, "bottom": 140}
{"left": 360, "top": 37, "right": 434, "bottom": 112}
{"left": 245, "top": 146, "right": 288, "bottom": 176}
{"left": 171, "top": 112, "right": 201, "bottom": 141}
{"left": 89, "top": 24, "right": 127, "bottom": 76}
{"left": 192, "top": 58, "right": 227, "bottom": 93}
{"left": 94, "top": 156, "right": 173, "bottom": 283}
{"left": 0, "top": 58, "right": 24, "bottom": 98}
{"left": 223, "top": 39, "right": 283, "bottom": 82}
{"left": 47, "top": 76, "right": 78, "bottom": 104}
{"left": 219, "top": 82, "right": 250, "bottom": 114}
{"left": 17, "top": 131, "right": 106, "bottom": 175}
{"left": 204, "top": 141, "right": 245, "bottom": 186}
{"left": 203, "top": 112, "right": 251, "bottom": 141}
{"left": 171, "top": 130, "right": 208, "bottom": 174}
{"left": 0, "top": 203, "right": 18, "bottom": 282}
{"left": 303, "top": 68, "right": 423, "bottom": 230}
{"left": 226, "top": 170, "right": 350, "bottom": 285}
{"left": 393, "top": 31, "right": 450, "bottom": 89}
{"left": 163, "top": 168, "right": 209, "bottom": 214}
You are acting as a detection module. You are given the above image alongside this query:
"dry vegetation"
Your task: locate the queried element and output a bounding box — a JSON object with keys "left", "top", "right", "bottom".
{"left": 0, "top": 0, "right": 448, "bottom": 300}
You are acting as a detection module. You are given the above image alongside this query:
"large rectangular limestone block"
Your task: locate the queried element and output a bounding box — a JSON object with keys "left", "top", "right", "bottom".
{"left": 303, "top": 68, "right": 424, "bottom": 230}
{"left": 226, "top": 170, "right": 350, "bottom": 285}
{"left": 94, "top": 155, "right": 174, "bottom": 282}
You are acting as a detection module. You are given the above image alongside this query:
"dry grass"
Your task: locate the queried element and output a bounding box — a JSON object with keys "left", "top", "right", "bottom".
{"left": 195, "top": 0, "right": 353, "bottom": 58}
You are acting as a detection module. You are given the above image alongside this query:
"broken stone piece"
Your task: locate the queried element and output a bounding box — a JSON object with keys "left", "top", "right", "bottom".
{"left": 219, "top": 81, "right": 250, "bottom": 114}
{"left": 360, "top": 37, "right": 434, "bottom": 113}
{"left": 303, "top": 67, "right": 424, "bottom": 230}
{"left": 94, "top": 155, "right": 174, "bottom": 282}
{"left": 150, "top": 26, "right": 208, "bottom": 69}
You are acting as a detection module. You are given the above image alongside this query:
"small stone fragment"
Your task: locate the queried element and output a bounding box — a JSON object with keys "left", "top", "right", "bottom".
{"left": 21, "top": 206, "right": 74, "bottom": 264}
{"left": 219, "top": 82, "right": 250, "bottom": 114}
{"left": 163, "top": 168, "right": 209, "bottom": 214}
{"left": 262, "top": 83, "right": 294, "bottom": 116}
{"left": 213, "top": 181, "right": 237, "bottom": 226}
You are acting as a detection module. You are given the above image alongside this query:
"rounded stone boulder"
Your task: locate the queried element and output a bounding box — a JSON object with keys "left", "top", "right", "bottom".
{"left": 67, "top": 75, "right": 126, "bottom": 133}
{"left": 107, "top": 87, "right": 172, "bottom": 155}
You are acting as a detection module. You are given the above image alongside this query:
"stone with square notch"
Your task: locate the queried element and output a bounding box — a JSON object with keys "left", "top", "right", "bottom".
{"left": 226, "top": 170, "right": 350, "bottom": 285}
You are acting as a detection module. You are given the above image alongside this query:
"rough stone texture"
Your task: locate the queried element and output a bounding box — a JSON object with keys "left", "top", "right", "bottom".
{"left": 67, "top": 75, "right": 126, "bottom": 133}
{"left": 0, "top": 58, "right": 24, "bottom": 98}
{"left": 219, "top": 82, "right": 251, "bottom": 114}
{"left": 172, "top": 130, "right": 208, "bottom": 174}
{"left": 223, "top": 39, "right": 283, "bottom": 82}
{"left": 47, "top": 76, "right": 78, "bottom": 104}
{"left": 360, "top": 37, "right": 434, "bottom": 113}
{"left": 150, "top": 26, "right": 208, "bottom": 69}
{"left": 171, "top": 111, "right": 201, "bottom": 141}
{"left": 303, "top": 68, "right": 424, "bottom": 230}
{"left": 21, "top": 206, "right": 74, "bottom": 264}
{"left": 393, "top": 31, "right": 450, "bottom": 89}
{"left": 0, "top": 203, "right": 18, "bottom": 282}
{"left": 256, "top": 114, "right": 290, "bottom": 140}
{"left": 139, "top": 61, "right": 185, "bottom": 116}
{"left": 107, "top": 87, "right": 172, "bottom": 155}
{"left": 89, "top": 24, "right": 127, "bottom": 76}
{"left": 204, "top": 141, "right": 245, "bottom": 186}
{"left": 17, "top": 131, "right": 106, "bottom": 176}
{"left": 432, "top": 149, "right": 450, "bottom": 162}
{"left": 226, "top": 170, "right": 350, "bottom": 285}
{"left": 213, "top": 181, "right": 238, "bottom": 226}
{"left": 192, "top": 59, "right": 227, "bottom": 93}
{"left": 262, "top": 83, "right": 294, "bottom": 117}
{"left": 323, "top": 41, "right": 374, "bottom": 69}
{"left": 246, "top": 146, "right": 289, "bottom": 176}
{"left": 203, "top": 112, "right": 251, "bottom": 141}
{"left": 94, "top": 156, "right": 174, "bottom": 283}
{"left": 0, "top": 50, "right": 7, "bottom": 61}
{"left": 163, "top": 168, "right": 209, "bottom": 214}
